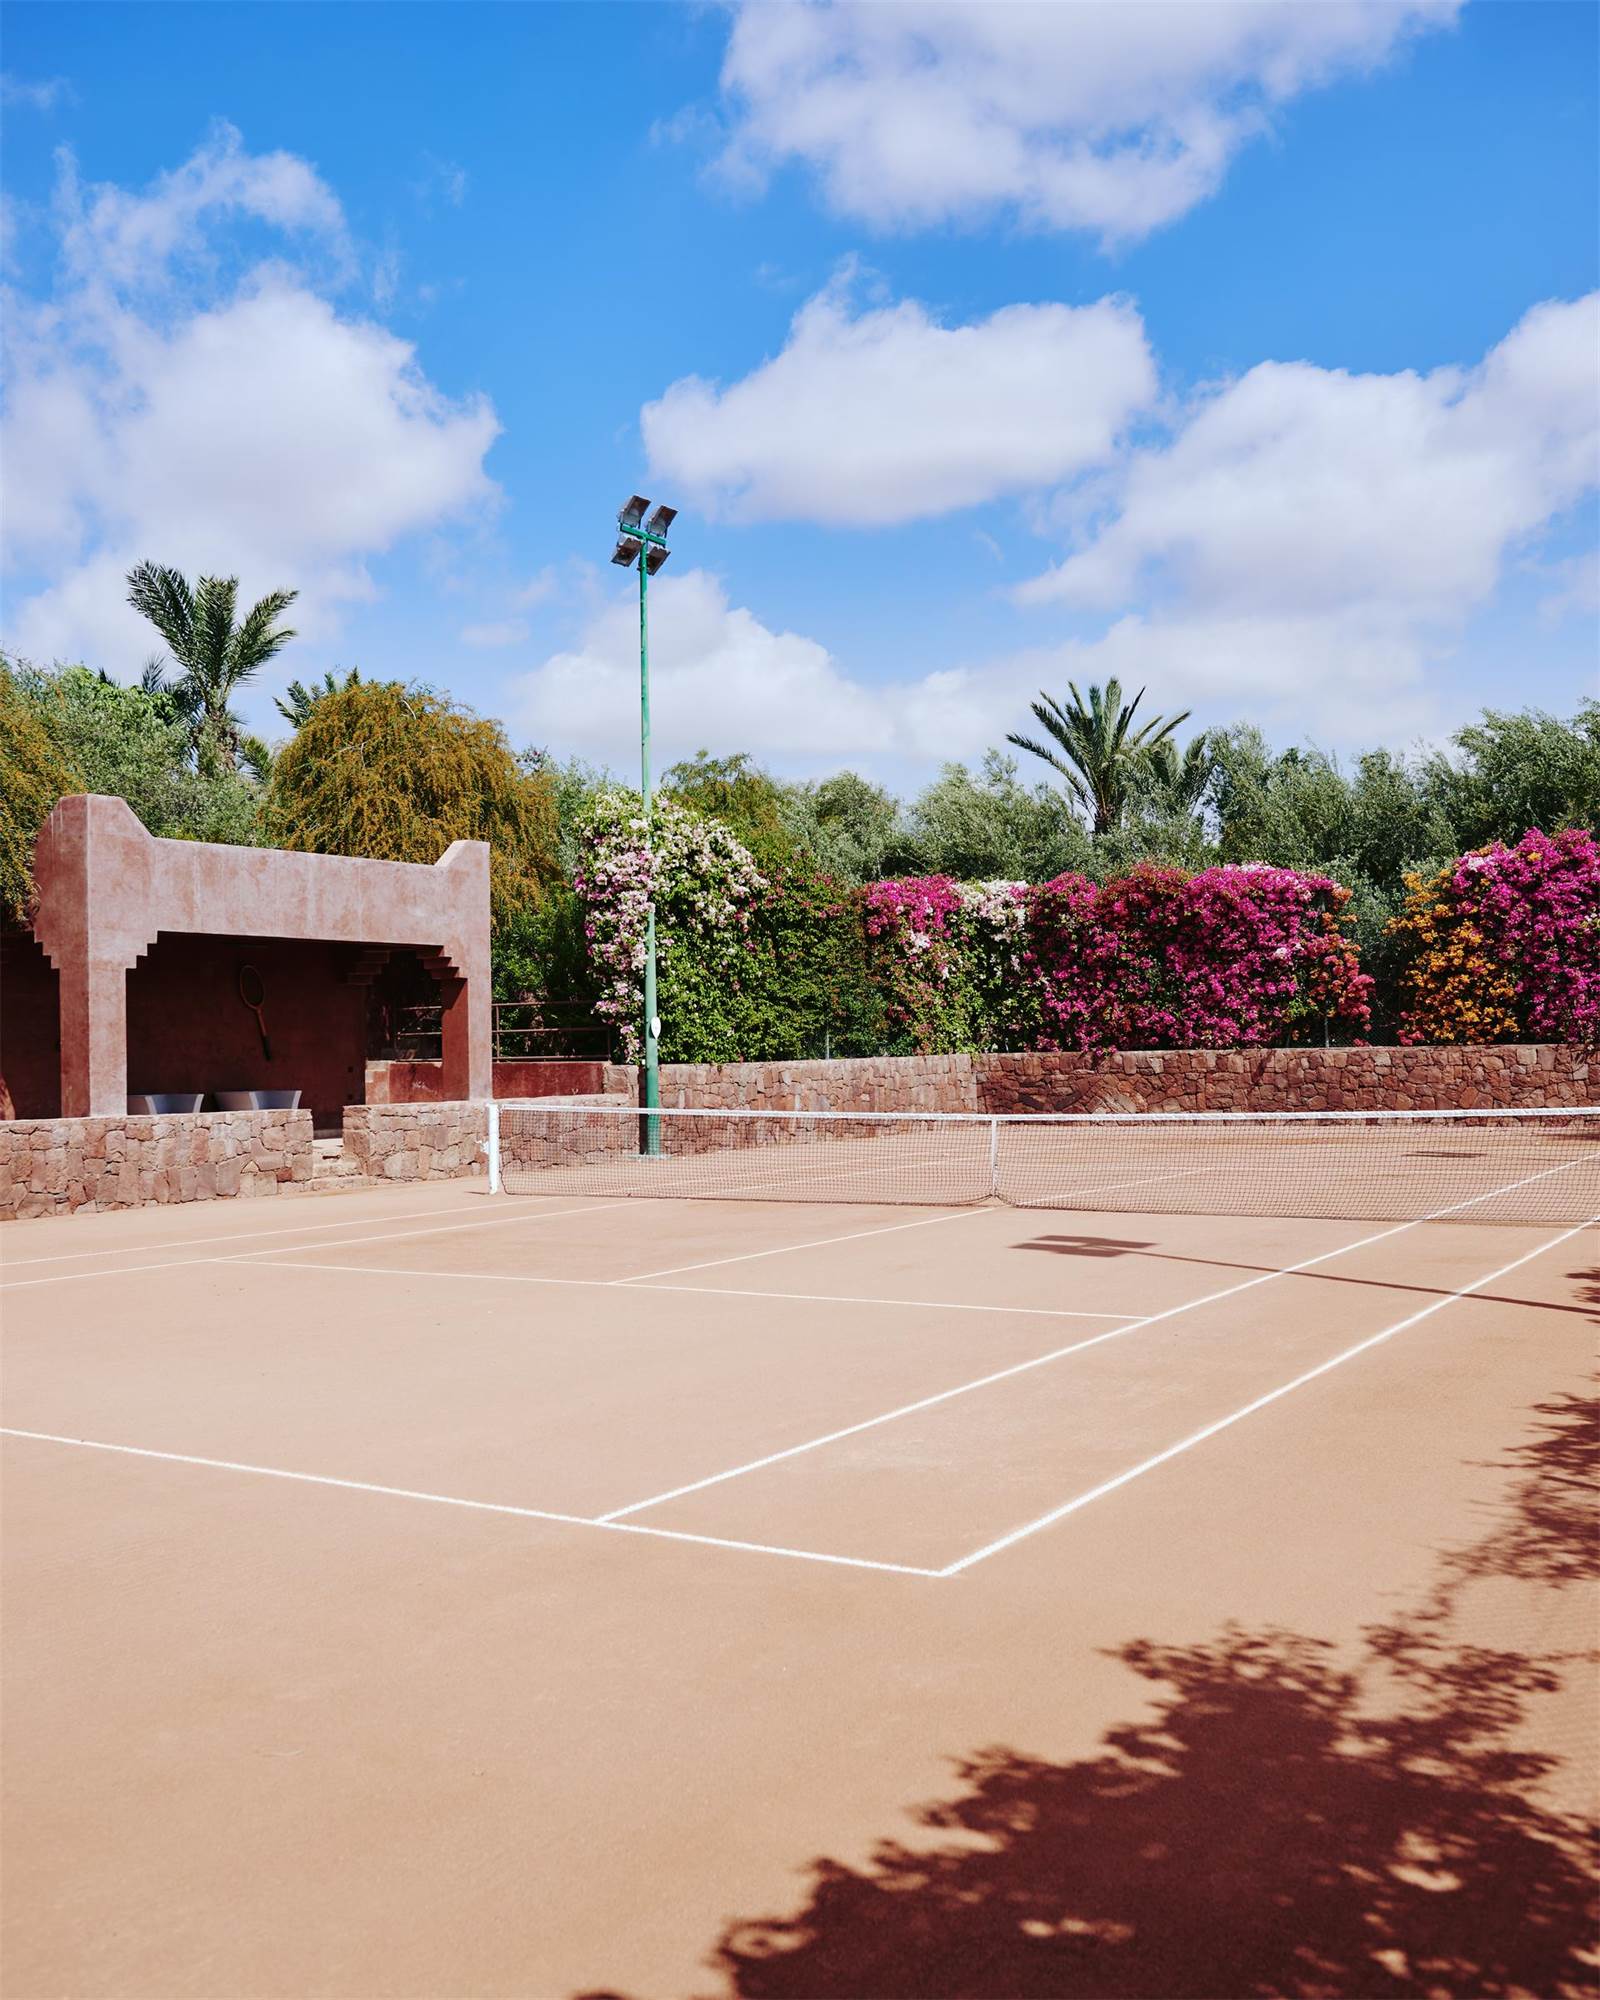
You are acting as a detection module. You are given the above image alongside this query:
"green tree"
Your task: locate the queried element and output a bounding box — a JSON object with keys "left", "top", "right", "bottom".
{"left": 906, "top": 753, "right": 1092, "bottom": 882}
{"left": 0, "top": 660, "right": 83, "bottom": 922}
{"left": 9, "top": 662, "right": 263, "bottom": 850}
{"left": 266, "top": 680, "right": 559, "bottom": 921}
{"left": 663, "top": 750, "right": 799, "bottom": 871}
{"left": 1421, "top": 702, "right": 1600, "bottom": 848}
{"left": 1007, "top": 679, "right": 1191, "bottom": 835}
{"left": 127, "top": 561, "right": 297, "bottom": 773}
{"left": 780, "top": 771, "right": 905, "bottom": 885}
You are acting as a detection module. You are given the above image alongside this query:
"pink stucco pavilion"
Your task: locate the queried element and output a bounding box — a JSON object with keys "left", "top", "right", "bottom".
{"left": 11, "top": 794, "right": 491, "bottom": 1124}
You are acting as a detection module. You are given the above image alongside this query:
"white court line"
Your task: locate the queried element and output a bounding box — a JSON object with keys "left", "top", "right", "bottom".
{"left": 223, "top": 1257, "right": 1141, "bottom": 1323}
{"left": 594, "top": 1153, "right": 1592, "bottom": 1523}
{"left": 940, "top": 1208, "right": 1599, "bottom": 1575}
{"left": 633, "top": 1281, "right": 1139, "bottom": 1322}
{"left": 617, "top": 1203, "right": 992, "bottom": 1284}
{"left": 0, "top": 1429, "right": 939, "bottom": 1578}
{"left": 0, "top": 1199, "right": 633, "bottom": 1291}
{"left": 0, "top": 1197, "right": 496, "bottom": 1268}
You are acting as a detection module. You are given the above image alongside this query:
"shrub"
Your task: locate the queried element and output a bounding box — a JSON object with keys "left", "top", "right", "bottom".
{"left": 574, "top": 787, "right": 767, "bottom": 1062}
{"left": 267, "top": 680, "right": 557, "bottom": 922}
{"left": 1025, "top": 863, "right": 1371, "bottom": 1051}
{"left": 1390, "top": 828, "right": 1600, "bottom": 1045}
{"left": 0, "top": 661, "right": 83, "bottom": 922}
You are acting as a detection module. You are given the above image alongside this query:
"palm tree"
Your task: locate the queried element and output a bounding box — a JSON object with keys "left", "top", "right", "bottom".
{"left": 1007, "top": 679, "right": 1191, "bottom": 835}
{"left": 275, "top": 667, "right": 361, "bottom": 730}
{"left": 127, "top": 563, "right": 297, "bottom": 773}
{"left": 1140, "top": 731, "right": 1215, "bottom": 817}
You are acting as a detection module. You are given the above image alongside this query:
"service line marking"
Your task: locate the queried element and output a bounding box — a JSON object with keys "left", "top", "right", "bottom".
{"left": 0, "top": 1199, "right": 634, "bottom": 1291}
{"left": 229, "top": 1257, "right": 1141, "bottom": 1325}
{"left": 0, "top": 1430, "right": 939, "bottom": 1578}
{"left": 595, "top": 1154, "right": 1593, "bottom": 1523}
{"left": 940, "top": 1207, "right": 1599, "bottom": 1574}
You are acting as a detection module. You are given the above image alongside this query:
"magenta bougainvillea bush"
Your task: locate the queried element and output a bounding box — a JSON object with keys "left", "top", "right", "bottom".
{"left": 1392, "top": 827, "right": 1600, "bottom": 1046}
{"left": 1023, "top": 862, "right": 1373, "bottom": 1051}
{"left": 573, "top": 789, "right": 1593, "bottom": 1059}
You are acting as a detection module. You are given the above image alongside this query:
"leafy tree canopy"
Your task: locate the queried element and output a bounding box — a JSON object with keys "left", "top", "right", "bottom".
{"left": 663, "top": 750, "right": 799, "bottom": 871}
{"left": 10, "top": 662, "right": 263, "bottom": 850}
{"left": 267, "top": 679, "right": 559, "bottom": 921}
{"left": 0, "top": 660, "right": 83, "bottom": 923}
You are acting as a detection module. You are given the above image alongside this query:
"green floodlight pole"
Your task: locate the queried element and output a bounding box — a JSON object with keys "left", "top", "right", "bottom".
{"left": 611, "top": 497, "right": 674, "bottom": 1156}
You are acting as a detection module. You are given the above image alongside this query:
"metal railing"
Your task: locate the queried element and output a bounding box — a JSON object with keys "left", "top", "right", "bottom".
{"left": 377, "top": 1002, "right": 612, "bottom": 1064}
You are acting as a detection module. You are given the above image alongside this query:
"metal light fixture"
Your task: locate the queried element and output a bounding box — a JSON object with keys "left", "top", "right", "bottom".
{"left": 610, "top": 494, "right": 674, "bottom": 1153}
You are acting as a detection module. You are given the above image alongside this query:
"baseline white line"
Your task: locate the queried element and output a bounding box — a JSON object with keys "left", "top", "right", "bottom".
{"left": 0, "top": 1197, "right": 504, "bottom": 1268}
{"left": 616, "top": 1203, "right": 992, "bottom": 1284}
{"left": 0, "top": 1199, "right": 633, "bottom": 1290}
{"left": 940, "top": 1209, "right": 1600, "bottom": 1575}
{"left": 0, "top": 1429, "right": 938, "bottom": 1578}
{"left": 228, "top": 1257, "right": 1140, "bottom": 1324}
{"left": 595, "top": 1153, "right": 1592, "bottom": 1523}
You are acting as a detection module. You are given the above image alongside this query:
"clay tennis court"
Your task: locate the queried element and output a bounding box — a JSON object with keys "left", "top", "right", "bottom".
{"left": 3, "top": 1117, "right": 1596, "bottom": 1997}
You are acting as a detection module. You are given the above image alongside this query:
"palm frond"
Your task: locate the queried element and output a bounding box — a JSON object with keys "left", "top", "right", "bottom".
{"left": 126, "top": 563, "right": 196, "bottom": 669}
{"left": 192, "top": 575, "right": 240, "bottom": 688}
{"left": 231, "top": 588, "right": 299, "bottom": 677}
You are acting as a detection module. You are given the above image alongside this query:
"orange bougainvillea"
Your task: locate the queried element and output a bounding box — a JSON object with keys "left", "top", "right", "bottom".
{"left": 1387, "top": 875, "right": 1520, "bottom": 1044}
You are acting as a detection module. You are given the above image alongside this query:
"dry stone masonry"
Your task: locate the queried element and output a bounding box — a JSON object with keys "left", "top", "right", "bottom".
{"left": 0, "top": 1108, "right": 313, "bottom": 1219}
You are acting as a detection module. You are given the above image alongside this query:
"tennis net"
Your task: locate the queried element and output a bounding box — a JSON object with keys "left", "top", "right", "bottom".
{"left": 488, "top": 1102, "right": 1599, "bottom": 1225}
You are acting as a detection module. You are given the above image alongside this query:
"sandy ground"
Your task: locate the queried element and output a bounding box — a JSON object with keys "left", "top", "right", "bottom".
{"left": 2, "top": 1177, "right": 1595, "bottom": 1998}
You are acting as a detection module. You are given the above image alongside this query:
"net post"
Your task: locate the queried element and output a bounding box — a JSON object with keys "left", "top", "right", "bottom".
{"left": 988, "top": 1117, "right": 999, "bottom": 1198}
{"left": 485, "top": 1098, "right": 501, "bottom": 1196}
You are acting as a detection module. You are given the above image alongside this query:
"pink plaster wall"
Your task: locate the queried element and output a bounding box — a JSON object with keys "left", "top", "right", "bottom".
{"left": 364, "top": 1059, "right": 610, "bottom": 1103}
{"left": 30, "top": 796, "right": 492, "bottom": 1116}
{"left": 0, "top": 928, "right": 61, "bottom": 1119}
{"left": 128, "top": 934, "right": 368, "bottom": 1133}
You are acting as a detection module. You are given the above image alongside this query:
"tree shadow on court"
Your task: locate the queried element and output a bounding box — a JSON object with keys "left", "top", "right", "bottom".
{"left": 1419, "top": 1381, "right": 1600, "bottom": 1612}
{"left": 580, "top": 1392, "right": 1598, "bottom": 2000}
{"left": 1015, "top": 1233, "right": 1600, "bottom": 1319}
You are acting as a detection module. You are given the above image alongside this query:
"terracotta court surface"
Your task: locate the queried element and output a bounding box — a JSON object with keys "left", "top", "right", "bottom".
{"left": 2, "top": 1175, "right": 1596, "bottom": 1997}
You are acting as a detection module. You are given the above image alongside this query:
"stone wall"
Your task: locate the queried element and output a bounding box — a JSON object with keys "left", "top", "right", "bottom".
{"left": 614, "top": 1044, "right": 1597, "bottom": 1117}
{"left": 0, "top": 1108, "right": 314, "bottom": 1220}
{"left": 342, "top": 1101, "right": 487, "bottom": 1181}
{"left": 973, "top": 1044, "right": 1596, "bottom": 1113}
{"left": 651, "top": 1055, "right": 980, "bottom": 1114}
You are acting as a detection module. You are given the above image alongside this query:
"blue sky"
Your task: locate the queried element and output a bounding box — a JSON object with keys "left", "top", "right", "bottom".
{"left": 2, "top": 0, "right": 1596, "bottom": 789}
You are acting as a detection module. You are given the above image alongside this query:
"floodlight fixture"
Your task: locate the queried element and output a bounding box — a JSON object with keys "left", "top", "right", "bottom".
{"left": 606, "top": 490, "right": 676, "bottom": 1157}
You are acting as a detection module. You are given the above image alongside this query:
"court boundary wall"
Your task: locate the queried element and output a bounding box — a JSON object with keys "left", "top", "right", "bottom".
{"left": 0, "top": 1108, "right": 314, "bottom": 1219}
{"left": 645, "top": 1045, "right": 1595, "bottom": 1116}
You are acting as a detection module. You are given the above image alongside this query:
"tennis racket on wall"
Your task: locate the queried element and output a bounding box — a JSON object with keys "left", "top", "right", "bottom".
{"left": 238, "top": 964, "right": 272, "bottom": 1060}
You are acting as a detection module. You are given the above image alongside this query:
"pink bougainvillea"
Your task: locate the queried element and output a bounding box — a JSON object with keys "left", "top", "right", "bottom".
{"left": 860, "top": 875, "right": 972, "bottom": 1051}
{"left": 1024, "top": 862, "right": 1372, "bottom": 1051}
{"left": 1393, "top": 827, "right": 1600, "bottom": 1046}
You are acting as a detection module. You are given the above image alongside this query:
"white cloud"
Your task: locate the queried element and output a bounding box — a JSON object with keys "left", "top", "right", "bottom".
{"left": 641, "top": 273, "right": 1155, "bottom": 525}
{"left": 460, "top": 619, "right": 530, "bottom": 649}
{"left": 1, "top": 131, "right": 500, "bottom": 676}
{"left": 57, "top": 120, "right": 350, "bottom": 290}
{"left": 1, "top": 74, "right": 74, "bottom": 112}
{"left": 513, "top": 567, "right": 891, "bottom": 764}
{"left": 1013, "top": 294, "right": 1600, "bottom": 729}
{"left": 512, "top": 564, "right": 561, "bottom": 609}
{"left": 527, "top": 296, "right": 1600, "bottom": 773}
{"left": 716, "top": 0, "right": 1460, "bottom": 242}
